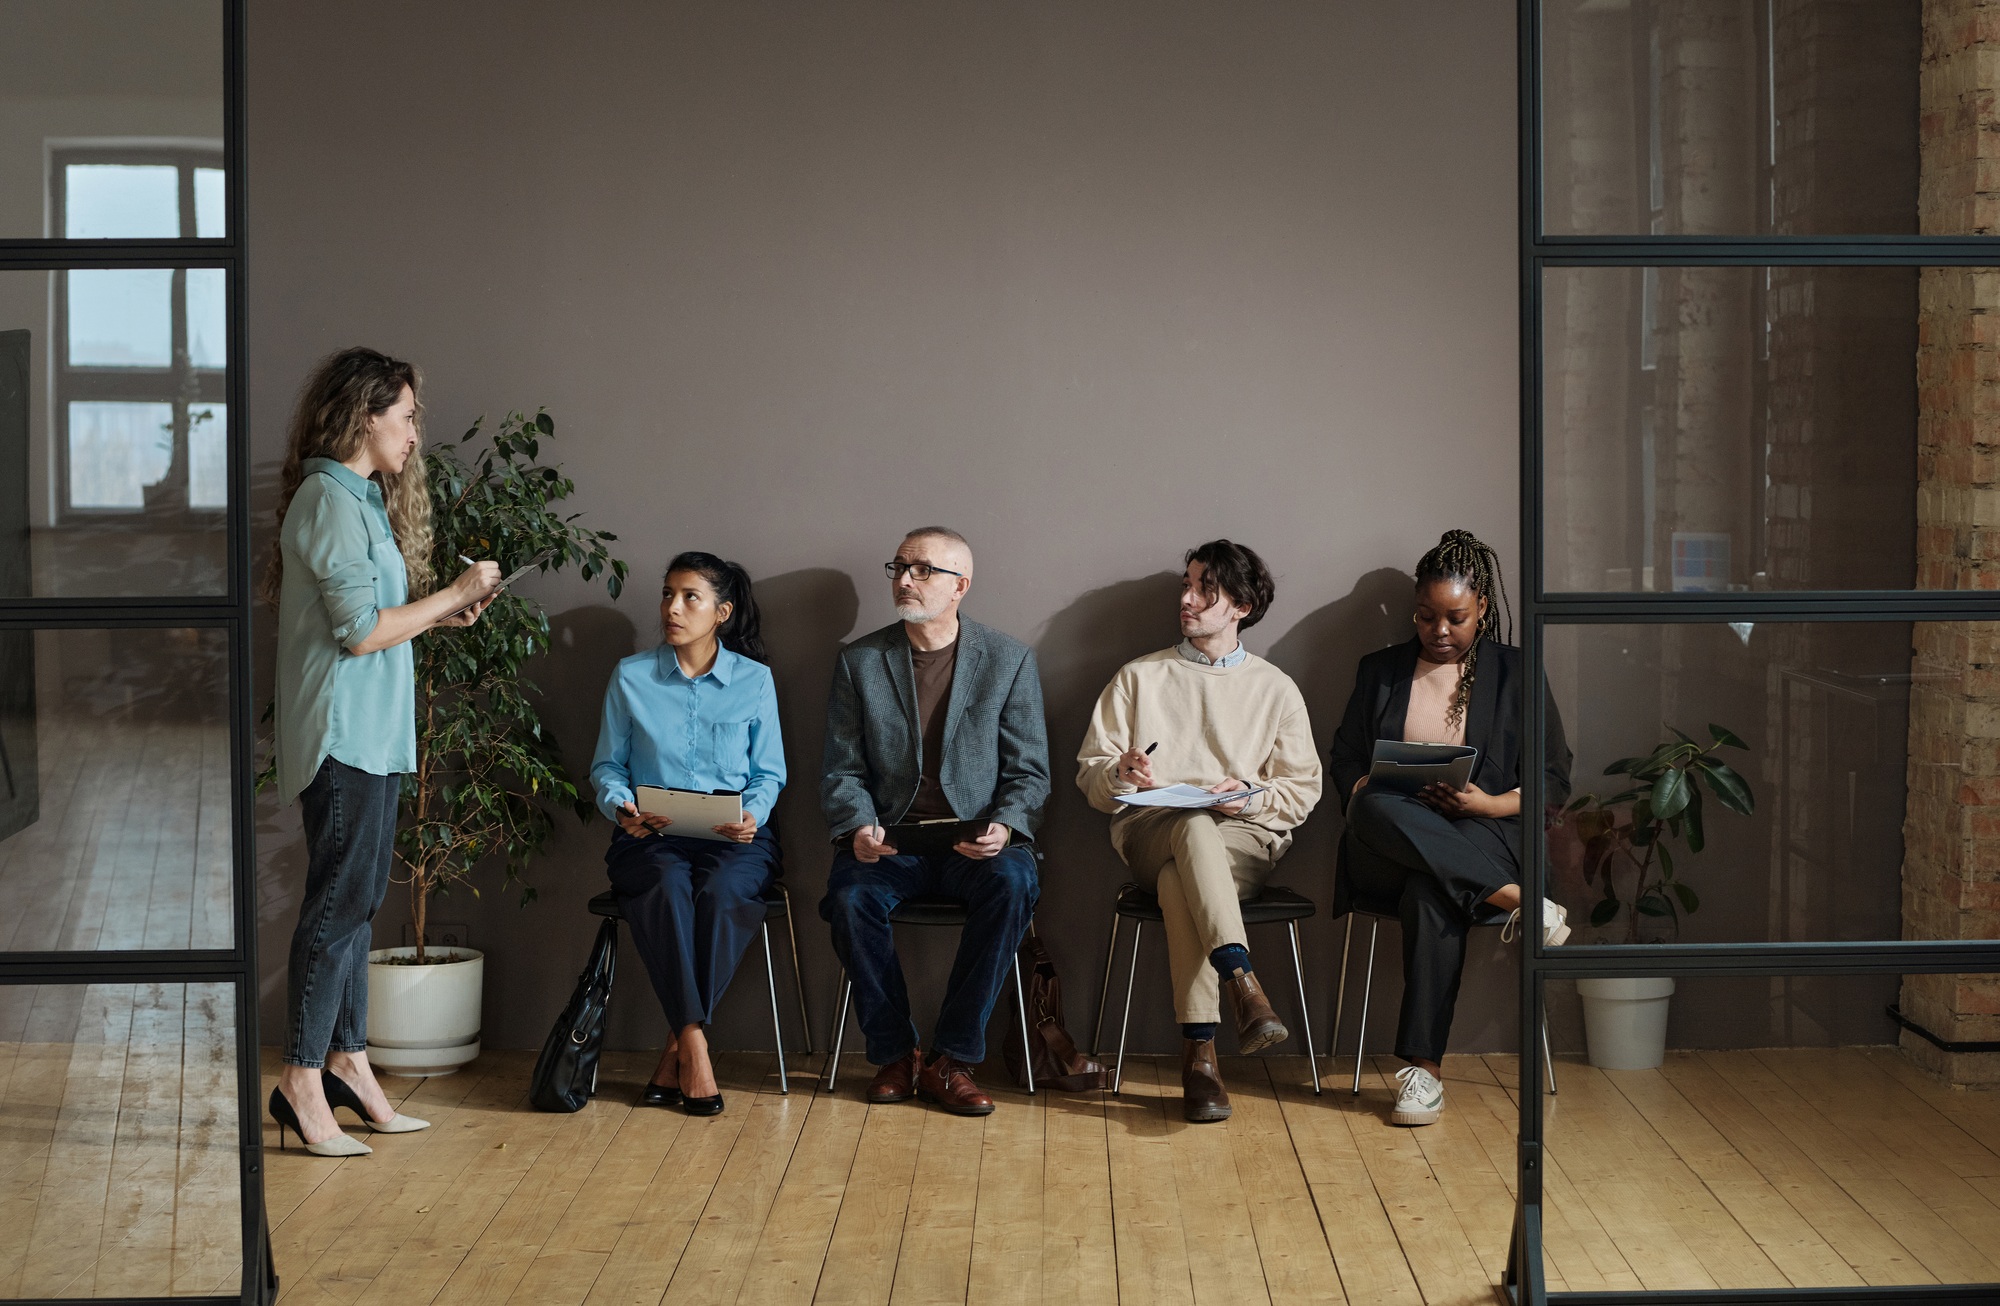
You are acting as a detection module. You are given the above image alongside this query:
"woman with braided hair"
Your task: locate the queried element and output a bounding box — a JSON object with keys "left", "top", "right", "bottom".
{"left": 1327, "top": 529, "right": 1572, "bottom": 1127}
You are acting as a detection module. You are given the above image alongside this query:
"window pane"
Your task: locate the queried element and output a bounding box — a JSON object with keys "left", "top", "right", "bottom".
{"left": 68, "top": 401, "right": 173, "bottom": 509}
{"left": 1543, "top": 264, "right": 1933, "bottom": 592}
{"left": 192, "top": 166, "right": 224, "bottom": 238}
{"left": 0, "top": 2, "right": 222, "bottom": 240}
{"left": 62, "top": 163, "right": 179, "bottom": 238}
{"left": 185, "top": 267, "right": 224, "bottom": 370}
{"left": 0, "top": 982, "right": 241, "bottom": 1295}
{"left": 0, "top": 627, "right": 233, "bottom": 951}
{"left": 186, "top": 403, "right": 224, "bottom": 511}
{"left": 0, "top": 271, "right": 226, "bottom": 597}
{"left": 66, "top": 268, "right": 172, "bottom": 367}
{"left": 1543, "top": 620, "right": 2000, "bottom": 948}
{"left": 1540, "top": 0, "right": 1921, "bottom": 236}
{"left": 1538, "top": 974, "right": 1994, "bottom": 1291}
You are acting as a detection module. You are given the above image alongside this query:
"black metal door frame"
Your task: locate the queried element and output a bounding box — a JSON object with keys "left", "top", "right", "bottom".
{"left": 0, "top": 2, "right": 270, "bottom": 1302}
{"left": 1514, "top": 2, "right": 2000, "bottom": 1302}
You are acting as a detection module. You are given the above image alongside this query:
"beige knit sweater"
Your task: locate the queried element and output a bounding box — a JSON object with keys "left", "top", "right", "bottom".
{"left": 1076, "top": 648, "right": 1323, "bottom": 857}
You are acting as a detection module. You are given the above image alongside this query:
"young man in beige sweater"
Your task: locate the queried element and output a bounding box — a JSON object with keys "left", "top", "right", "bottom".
{"left": 1076, "top": 540, "right": 1322, "bottom": 1122}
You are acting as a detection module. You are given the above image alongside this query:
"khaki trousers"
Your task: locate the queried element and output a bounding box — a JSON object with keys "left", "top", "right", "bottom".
{"left": 1118, "top": 809, "right": 1282, "bottom": 1023}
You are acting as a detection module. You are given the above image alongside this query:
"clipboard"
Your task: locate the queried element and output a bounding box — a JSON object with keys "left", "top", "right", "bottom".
{"left": 633, "top": 785, "right": 744, "bottom": 841}
{"left": 450, "top": 547, "right": 558, "bottom": 618}
{"left": 842, "top": 819, "right": 988, "bottom": 858}
{"left": 1367, "top": 741, "right": 1478, "bottom": 795}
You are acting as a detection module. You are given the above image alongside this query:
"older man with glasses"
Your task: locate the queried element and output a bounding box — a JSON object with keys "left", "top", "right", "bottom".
{"left": 819, "top": 526, "right": 1050, "bottom": 1115}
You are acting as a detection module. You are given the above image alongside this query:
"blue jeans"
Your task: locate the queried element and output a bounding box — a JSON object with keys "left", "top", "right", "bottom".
{"left": 820, "top": 846, "right": 1039, "bottom": 1065}
{"left": 606, "top": 826, "right": 780, "bottom": 1030}
{"left": 285, "top": 756, "right": 401, "bottom": 1068}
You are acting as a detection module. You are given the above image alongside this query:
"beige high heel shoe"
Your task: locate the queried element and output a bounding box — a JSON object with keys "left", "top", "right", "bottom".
{"left": 322, "top": 1070, "right": 430, "bottom": 1133}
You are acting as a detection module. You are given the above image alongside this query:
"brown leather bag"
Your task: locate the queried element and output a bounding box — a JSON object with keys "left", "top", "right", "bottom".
{"left": 1003, "top": 929, "right": 1110, "bottom": 1091}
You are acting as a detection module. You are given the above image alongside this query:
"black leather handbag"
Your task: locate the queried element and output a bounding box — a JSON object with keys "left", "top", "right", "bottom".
{"left": 530, "top": 916, "right": 619, "bottom": 1112}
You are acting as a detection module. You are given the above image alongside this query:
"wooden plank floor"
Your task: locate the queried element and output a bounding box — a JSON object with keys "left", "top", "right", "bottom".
{"left": 241, "top": 1045, "right": 2000, "bottom": 1305}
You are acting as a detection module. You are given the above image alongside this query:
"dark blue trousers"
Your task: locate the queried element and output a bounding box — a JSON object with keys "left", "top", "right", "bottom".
{"left": 819, "top": 846, "right": 1038, "bottom": 1065}
{"left": 1343, "top": 789, "right": 1516, "bottom": 1064}
{"left": 605, "top": 826, "right": 780, "bottom": 1031}
{"left": 287, "top": 756, "right": 401, "bottom": 1068}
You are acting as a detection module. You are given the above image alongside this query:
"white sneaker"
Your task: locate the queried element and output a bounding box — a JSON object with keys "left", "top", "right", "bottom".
{"left": 1391, "top": 1065, "right": 1444, "bottom": 1126}
{"left": 1501, "top": 898, "right": 1570, "bottom": 947}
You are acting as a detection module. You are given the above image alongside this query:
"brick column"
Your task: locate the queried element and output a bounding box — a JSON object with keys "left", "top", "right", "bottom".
{"left": 1903, "top": 0, "right": 2000, "bottom": 1086}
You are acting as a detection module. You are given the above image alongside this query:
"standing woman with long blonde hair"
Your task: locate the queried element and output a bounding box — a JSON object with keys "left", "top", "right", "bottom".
{"left": 265, "top": 348, "right": 499, "bottom": 1155}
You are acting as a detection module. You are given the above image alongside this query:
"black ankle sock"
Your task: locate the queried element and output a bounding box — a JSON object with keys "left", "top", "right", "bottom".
{"left": 1209, "top": 943, "right": 1251, "bottom": 978}
{"left": 1183, "top": 1022, "right": 1218, "bottom": 1042}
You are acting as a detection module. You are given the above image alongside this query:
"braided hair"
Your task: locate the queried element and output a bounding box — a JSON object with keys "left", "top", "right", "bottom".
{"left": 665, "top": 552, "right": 767, "bottom": 663}
{"left": 1413, "top": 529, "right": 1511, "bottom": 731}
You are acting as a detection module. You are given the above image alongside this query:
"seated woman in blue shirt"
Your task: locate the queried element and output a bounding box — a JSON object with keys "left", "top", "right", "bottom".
{"left": 591, "top": 552, "right": 785, "bottom": 1116}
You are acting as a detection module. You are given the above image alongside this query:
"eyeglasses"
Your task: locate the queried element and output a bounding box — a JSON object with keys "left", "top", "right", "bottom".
{"left": 884, "top": 560, "right": 964, "bottom": 582}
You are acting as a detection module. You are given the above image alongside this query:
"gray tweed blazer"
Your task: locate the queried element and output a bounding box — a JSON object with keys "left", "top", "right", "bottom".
{"left": 819, "top": 617, "right": 1050, "bottom": 842}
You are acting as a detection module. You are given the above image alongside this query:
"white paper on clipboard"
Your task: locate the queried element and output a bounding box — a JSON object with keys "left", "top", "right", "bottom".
{"left": 1367, "top": 741, "right": 1478, "bottom": 795}
{"left": 633, "top": 785, "right": 744, "bottom": 841}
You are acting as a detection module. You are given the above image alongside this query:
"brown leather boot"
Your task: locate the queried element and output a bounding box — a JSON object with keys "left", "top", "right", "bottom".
{"left": 1222, "top": 967, "right": 1288, "bottom": 1053}
{"left": 1182, "top": 1038, "right": 1232, "bottom": 1123}
{"left": 866, "top": 1049, "right": 921, "bottom": 1104}
{"left": 916, "top": 1054, "right": 996, "bottom": 1116}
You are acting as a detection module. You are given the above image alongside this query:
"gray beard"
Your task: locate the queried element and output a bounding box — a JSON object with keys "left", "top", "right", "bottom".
{"left": 897, "top": 601, "right": 944, "bottom": 623}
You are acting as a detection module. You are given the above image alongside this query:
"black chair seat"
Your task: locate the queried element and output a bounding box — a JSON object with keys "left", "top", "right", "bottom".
{"left": 588, "top": 886, "right": 791, "bottom": 921}
{"left": 1112, "top": 882, "right": 1316, "bottom": 925}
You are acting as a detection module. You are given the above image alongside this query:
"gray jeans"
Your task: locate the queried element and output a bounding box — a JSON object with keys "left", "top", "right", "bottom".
{"left": 285, "top": 756, "right": 401, "bottom": 1068}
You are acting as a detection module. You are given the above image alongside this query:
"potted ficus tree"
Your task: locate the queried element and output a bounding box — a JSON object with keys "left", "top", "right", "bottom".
{"left": 365, "top": 410, "right": 627, "bottom": 1076}
{"left": 1554, "top": 724, "right": 1755, "bottom": 1070}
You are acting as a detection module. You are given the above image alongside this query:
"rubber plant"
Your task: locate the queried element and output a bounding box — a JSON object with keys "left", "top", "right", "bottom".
{"left": 1557, "top": 724, "right": 1755, "bottom": 943}
{"left": 399, "top": 409, "right": 626, "bottom": 960}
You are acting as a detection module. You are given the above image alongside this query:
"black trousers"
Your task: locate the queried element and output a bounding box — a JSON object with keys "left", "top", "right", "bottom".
{"left": 1343, "top": 790, "right": 1516, "bottom": 1064}
{"left": 605, "top": 825, "right": 780, "bottom": 1031}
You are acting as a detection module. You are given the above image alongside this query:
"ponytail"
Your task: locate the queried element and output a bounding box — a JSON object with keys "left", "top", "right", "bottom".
{"left": 665, "top": 551, "right": 767, "bottom": 663}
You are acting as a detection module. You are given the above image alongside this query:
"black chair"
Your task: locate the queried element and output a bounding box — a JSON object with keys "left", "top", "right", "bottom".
{"left": 586, "top": 882, "right": 814, "bottom": 1094}
{"left": 821, "top": 897, "right": 1036, "bottom": 1095}
{"left": 1089, "top": 882, "right": 1323, "bottom": 1095}
{"left": 1333, "top": 904, "right": 1557, "bottom": 1096}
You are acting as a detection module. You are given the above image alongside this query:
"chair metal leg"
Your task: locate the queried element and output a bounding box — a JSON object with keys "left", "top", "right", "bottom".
{"left": 778, "top": 884, "right": 815, "bottom": 1055}
{"left": 1541, "top": 1017, "right": 1558, "bottom": 1095}
{"left": 1287, "top": 921, "right": 1321, "bottom": 1095}
{"left": 1012, "top": 956, "right": 1035, "bottom": 1095}
{"left": 1352, "top": 919, "right": 1379, "bottom": 1096}
{"left": 1091, "top": 911, "right": 1123, "bottom": 1057}
{"left": 824, "top": 972, "right": 852, "bottom": 1093}
{"left": 1112, "top": 920, "right": 1142, "bottom": 1095}
{"left": 762, "top": 923, "right": 787, "bottom": 1095}
{"left": 1330, "top": 913, "right": 1353, "bottom": 1072}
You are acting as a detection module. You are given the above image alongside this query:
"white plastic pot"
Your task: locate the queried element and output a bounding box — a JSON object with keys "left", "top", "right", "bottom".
{"left": 1576, "top": 976, "right": 1675, "bottom": 1070}
{"left": 366, "top": 946, "right": 484, "bottom": 1076}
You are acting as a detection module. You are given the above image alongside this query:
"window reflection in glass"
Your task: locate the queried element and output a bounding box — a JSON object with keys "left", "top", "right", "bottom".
{"left": 62, "top": 164, "right": 180, "bottom": 239}
{"left": 187, "top": 403, "right": 226, "bottom": 511}
{"left": 67, "top": 402, "right": 175, "bottom": 510}
{"left": 66, "top": 269, "right": 173, "bottom": 367}
{"left": 193, "top": 166, "right": 225, "bottom": 238}
{"left": 186, "top": 268, "right": 225, "bottom": 369}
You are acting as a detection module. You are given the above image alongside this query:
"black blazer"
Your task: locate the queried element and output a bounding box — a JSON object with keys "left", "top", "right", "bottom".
{"left": 1327, "top": 638, "right": 1571, "bottom": 910}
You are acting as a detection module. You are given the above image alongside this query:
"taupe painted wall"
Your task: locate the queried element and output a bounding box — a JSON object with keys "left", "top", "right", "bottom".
{"left": 247, "top": 1, "right": 1532, "bottom": 1060}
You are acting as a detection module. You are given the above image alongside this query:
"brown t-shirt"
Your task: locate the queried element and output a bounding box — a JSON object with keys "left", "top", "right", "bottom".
{"left": 906, "top": 638, "right": 959, "bottom": 820}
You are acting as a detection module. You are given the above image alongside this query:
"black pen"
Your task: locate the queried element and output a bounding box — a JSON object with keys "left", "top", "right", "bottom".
{"left": 1145, "top": 742, "right": 1158, "bottom": 755}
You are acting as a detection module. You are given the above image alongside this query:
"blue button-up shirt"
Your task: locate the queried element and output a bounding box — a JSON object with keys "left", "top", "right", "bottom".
{"left": 1176, "top": 638, "right": 1248, "bottom": 669}
{"left": 273, "top": 458, "right": 416, "bottom": 804}
{"left": 590, "top": 644, "right": 787, "bottom": 825}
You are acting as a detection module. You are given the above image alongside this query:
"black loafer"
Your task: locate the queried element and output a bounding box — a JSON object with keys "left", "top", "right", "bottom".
{"left": 641, "top": 1083, "right": 683, "bottom": 1108}
{"left": 680, "top": 1093, "right": 724, "bottom": 1117}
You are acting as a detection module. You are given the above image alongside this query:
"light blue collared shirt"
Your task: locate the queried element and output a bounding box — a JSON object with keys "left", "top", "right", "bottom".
{"left": 1176, "top": 638, "right": 1249, "bottom": 669}
{"left": 273, "top": 458, "right": 416, "bottom": 803}
{"left": 590, "top": 644, "right": 787, "bottom": 825}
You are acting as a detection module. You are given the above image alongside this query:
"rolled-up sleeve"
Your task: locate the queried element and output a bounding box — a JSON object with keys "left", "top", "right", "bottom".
{"left": 295, "top": 491, "right": 382, "bottom": 649}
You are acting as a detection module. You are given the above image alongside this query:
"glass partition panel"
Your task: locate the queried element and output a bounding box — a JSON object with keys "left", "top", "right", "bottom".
{"left": 1540, "top": 263, "right": 1946, "bottom": 593}
{"left": 0, "top": 1, "right": 225, "bottom": 241}
{"left": 0, "top": 981, "right": 241, "bottom": 1296}
{"left": 1539, "top": 972, "right": 1995, "bottom": 1292}
{"left": 1544, "top": 620, "right": 2000, "bottom": 947}
{"left": 0, "top": 627, "right": 232, "bottom": 951}
{"left": 0, "top": 269, "right": 229, "bottom": 598}
{"left": 1540, "top": 0, "right": 1921, "bottom": 236}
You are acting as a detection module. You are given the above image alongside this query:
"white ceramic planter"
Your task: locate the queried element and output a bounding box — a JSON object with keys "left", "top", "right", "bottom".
{"left": 366, "top": 946, "right": 483, "bottom": 1076}
{"left": 1576, "top": 976, "right": 1675, "bottom": 1070}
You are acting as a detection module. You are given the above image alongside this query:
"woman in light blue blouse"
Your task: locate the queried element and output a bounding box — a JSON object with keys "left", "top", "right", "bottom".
{"left": 267, "top": 348, "right": 501, "bottom": 1155}
{"left": 591, "top": 552, "right": 785, "bottom": 1116}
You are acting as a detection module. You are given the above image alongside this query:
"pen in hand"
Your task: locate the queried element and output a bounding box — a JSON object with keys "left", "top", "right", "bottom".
{"left": 1145, "top": 742, "right": 1158, "bottom": 755}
